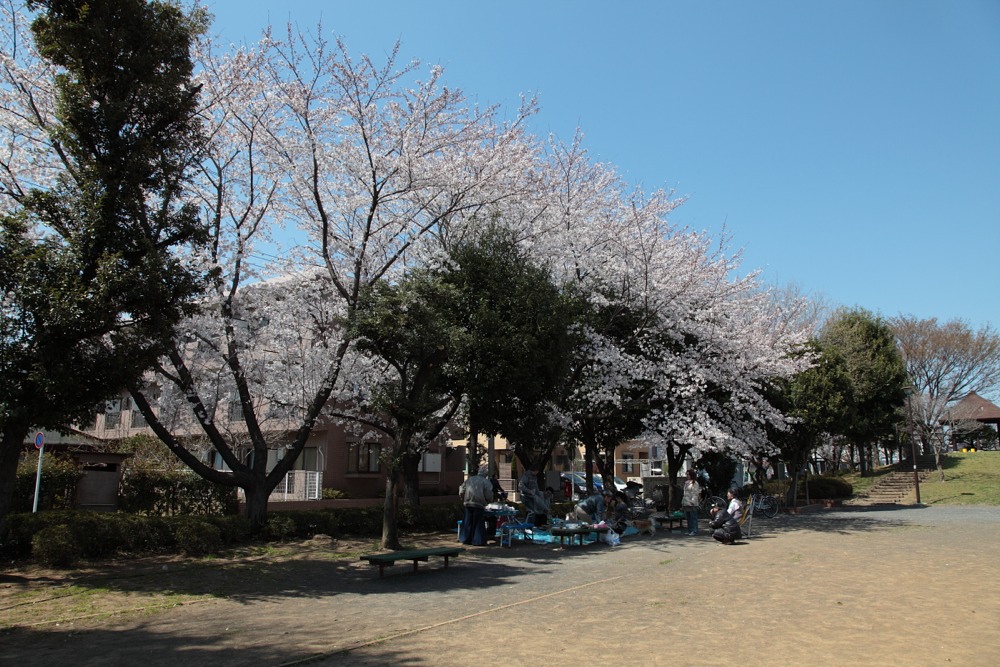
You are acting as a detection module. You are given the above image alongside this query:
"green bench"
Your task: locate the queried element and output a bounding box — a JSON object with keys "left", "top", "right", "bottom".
{"left": 651, "top": 512, "right": 687, "bottom": 532}
{"left": 360, "top": 546, "right": 466, "bottom": 578}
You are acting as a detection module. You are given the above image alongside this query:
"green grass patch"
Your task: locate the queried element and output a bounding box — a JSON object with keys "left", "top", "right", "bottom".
{"left": 918, "top": 451, "right": 1000, "bottom": 506}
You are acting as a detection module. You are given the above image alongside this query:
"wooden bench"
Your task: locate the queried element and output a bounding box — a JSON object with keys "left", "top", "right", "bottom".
{"left": 651, "top": 512, "right": 686, "bottom": 532}
{"left": 360, "top": 547, "right": 465, "bottom": 578}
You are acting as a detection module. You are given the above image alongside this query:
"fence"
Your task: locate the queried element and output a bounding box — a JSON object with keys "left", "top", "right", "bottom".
{"left": 269, "top": 470, "right": 323, "bottom": 501}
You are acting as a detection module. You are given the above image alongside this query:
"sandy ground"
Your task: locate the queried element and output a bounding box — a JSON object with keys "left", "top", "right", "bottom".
{"left": 2, "top": 505, "right": 999, "bottom": 667}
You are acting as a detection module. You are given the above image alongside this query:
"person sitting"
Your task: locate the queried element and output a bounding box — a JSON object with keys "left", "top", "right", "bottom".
{"left": 708, "top": 499, "right": 741, "bottom": 545}
{"left": 573, "top": 489, "right": 612, "bottom": 524}
{"left": 726, "top": 488, "right": 744, "bottom": 523}
{"left": 609, "top": 493, "right": 630, "bottom": 534}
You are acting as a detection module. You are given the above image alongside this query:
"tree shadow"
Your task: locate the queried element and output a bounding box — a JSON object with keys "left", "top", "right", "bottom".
{"left": 730, "top": 504, "right": 936, "bottom": 538}
{"left": 1, "top": 623, "right": 329, "bottom": 666}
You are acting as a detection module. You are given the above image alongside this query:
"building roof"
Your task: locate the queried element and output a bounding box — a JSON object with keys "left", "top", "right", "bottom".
{"left": 943, "top": 392, "right": 1000, "bottom": 424}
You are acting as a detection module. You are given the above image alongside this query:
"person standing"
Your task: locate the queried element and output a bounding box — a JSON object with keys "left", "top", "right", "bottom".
{"left": 681, "top": 469, "right": 701, "bottom": 536}
{"left": 459, "top": 468, "right": 493, "bottom": 546}
{"left": 518, "top": 465, "right": 549, "bottom": 521}
{"left": 486, "top": 471, "right": 508, "bottom": 539}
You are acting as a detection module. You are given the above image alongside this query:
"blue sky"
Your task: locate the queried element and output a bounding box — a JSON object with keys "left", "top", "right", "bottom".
{"left": 205, "top": 0, "right": 999, "bottom": 330}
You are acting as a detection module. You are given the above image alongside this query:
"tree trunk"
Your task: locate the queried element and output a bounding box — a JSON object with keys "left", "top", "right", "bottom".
{"left": 467, "top": 421, "right": 479, "bottom": 474}
{"left": 583, "top": 441, "right": 596, "bottom": 495}
{"left": 785, "top": 452, "right": 804, "bottom": 507}
{"left": 381, "top": 472, "right": 402, "bottom": 550}
{"left": 0, "top": 419, "right": 31, "bottom": 536}
{"left": 401, "top": 450, "right": 421, "bottom": 507}
{"left": 243, "top": 482, "right": 271, "bottom": 534}
{"left": 665, "top": 446, "right": 687, "bottom": 511}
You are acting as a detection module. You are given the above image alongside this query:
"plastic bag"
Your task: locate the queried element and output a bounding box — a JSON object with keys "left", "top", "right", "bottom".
{"left": 603, "top": 529, "right": 620, "bottom": 546}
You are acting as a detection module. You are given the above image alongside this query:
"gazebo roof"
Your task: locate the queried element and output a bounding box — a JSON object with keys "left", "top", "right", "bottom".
{"left": 944, "top": 392, "right": 1000, "bottom": 424}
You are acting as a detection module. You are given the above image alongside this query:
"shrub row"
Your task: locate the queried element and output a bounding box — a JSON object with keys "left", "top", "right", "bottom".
{"left": 752, "top": 475, "right": 854, "bottom": 501}
{"left": 14, "top": 455, "right": 239, "bottom": 516}
{"left": 1, "top": 502, "right": 467, "bottom": 567}
{"left": 13, "top": 455, "right": 82, "bottom": 512}
{"left": 804, "top": 476, "right": 853, "bottom": 499}
{"left": 1, "top": 510, "right": 255, "bottom": 565}
{"left": 119, "top": 469, "right": 240, "bottom": 516}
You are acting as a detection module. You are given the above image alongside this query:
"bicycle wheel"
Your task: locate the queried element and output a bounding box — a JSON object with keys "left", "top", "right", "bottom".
{"left": 760, "top": 495, "right": 778, "bottom": 518}
{"left": 701, "top": 495, "right": 726, "bottom": 515}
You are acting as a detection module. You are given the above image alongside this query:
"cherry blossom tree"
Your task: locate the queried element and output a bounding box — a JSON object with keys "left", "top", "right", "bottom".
{"left": 3, "top": 1, "right": 822, "bottom": 536}
{"left": 509, "top": 136, "right": 813, "bottom": 503}
{"left": 126, "top": 24, "right": 540, "bottom": 531}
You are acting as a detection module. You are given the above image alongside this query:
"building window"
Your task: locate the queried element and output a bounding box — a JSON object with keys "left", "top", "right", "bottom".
{"left": 348, "top": 442, "right": 381, "bottom": 473}
{"left": 227, "top": 394, "right": 244, "bottom": 422}
{"left": 622, "top": 453, "right": 634, "bottom": 473}
{"left": 104, "top": 398, "right": 122, "bottom": 429}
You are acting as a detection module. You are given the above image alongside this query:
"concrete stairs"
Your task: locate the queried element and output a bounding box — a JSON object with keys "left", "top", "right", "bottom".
{"left": 850, "top": 457, "right": 938, "bottom": 505}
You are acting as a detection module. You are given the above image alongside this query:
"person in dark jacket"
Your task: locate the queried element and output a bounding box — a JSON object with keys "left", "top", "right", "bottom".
{"left": 573, "top": 490, "right": 611, "bottom": 523}
{"left": 489, "top": 472, "right": 508, "bottom": 501}
{"left": 708, "top": 499, "right": 741, "bottom": 544}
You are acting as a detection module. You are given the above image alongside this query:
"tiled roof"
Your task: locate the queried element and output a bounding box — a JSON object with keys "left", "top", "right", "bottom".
{"left": 945, "top": 391, "right": 1000, "bottom": 423}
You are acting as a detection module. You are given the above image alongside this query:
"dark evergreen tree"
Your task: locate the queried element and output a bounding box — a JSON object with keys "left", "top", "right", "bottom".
{"left": 442, "top": 224, "right": 576, "bottom": 473}
{"left": 820, "top": 308, "right": 908, "bottom": 475}
{"left": 0, "top": 0, "right": 208, "bottom": 532}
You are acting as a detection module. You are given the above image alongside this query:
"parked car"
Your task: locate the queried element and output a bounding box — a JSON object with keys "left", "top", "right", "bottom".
{"left": 560, "top": 472, "right": 627, "bottom": 500}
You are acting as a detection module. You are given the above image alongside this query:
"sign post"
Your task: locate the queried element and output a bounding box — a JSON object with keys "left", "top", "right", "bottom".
{"left": 32, "top": 432, "right": 44, "bottom": 513}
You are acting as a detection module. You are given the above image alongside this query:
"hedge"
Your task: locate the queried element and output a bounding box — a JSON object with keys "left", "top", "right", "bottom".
{"left": 119, "top": 468, "right": 240, "bottom": 516}
{"left": 0, "top": 502, "right": 468, "bottom": 566}
{"left": 804, "top": 476, "right": 853, "bottom": 499}
{"left": 14, "top": 454, "right": 82, "bottom": 512}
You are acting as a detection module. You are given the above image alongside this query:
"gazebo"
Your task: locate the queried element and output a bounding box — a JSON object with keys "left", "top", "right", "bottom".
{"left": 943, "top": 391, "right": 1000, "bottom": 450}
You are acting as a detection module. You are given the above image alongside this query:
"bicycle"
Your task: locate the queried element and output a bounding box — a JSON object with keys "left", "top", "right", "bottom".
{"left": 623, "top": 483, "right": 652, "bottom": 519}
{"left": 747, "top": 493, "right": 779, "bottom": 518}
{"left": 699, "top": 493, "right": 726, "bottom": 515}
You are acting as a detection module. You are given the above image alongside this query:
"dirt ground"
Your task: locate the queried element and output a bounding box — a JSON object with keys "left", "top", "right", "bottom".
{"left": 2, "top": 505, "right": 999, "bottom": 667}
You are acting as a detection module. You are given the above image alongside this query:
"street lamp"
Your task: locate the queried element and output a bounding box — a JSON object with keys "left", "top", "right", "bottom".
{"left": 904, "top": 386, "right": 921, "bottom": 504}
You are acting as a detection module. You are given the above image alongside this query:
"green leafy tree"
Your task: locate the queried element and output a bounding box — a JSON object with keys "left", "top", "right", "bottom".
{"left": 443, "top": 225, "right": 576, "bottom": 472}
{"left": 349, "top": 271, "right": 464, "bottom": 549}
{"left": 0, "top": 0, "right": 208, "bottom": 533}
{"left": 820, "top": 309, "right": 908, "bottom": 475}
{"left": 764, "top": 340, "right": 853, "bottom": 503}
